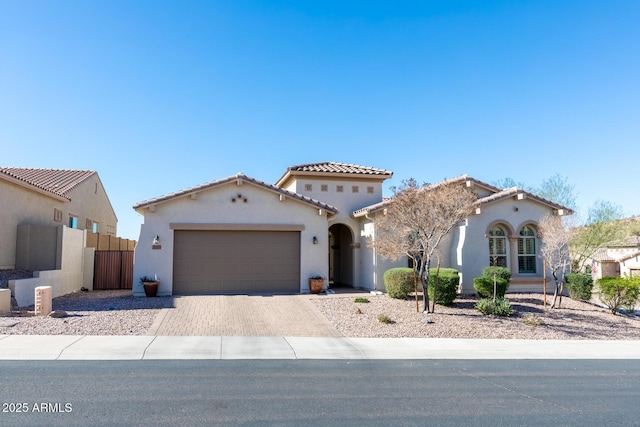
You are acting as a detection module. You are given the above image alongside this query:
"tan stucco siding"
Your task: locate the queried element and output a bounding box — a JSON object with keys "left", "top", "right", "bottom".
{"left": 66, "top": 174, "right": 118, "bottom": 236}
{"left": 458, "top": 198, "right": 556, "bottom": 293}
{"left": 0, "top": 180, "right": 64, "bottom": 268}
{"left": 133, "top": 181, "right": 330, "bottom": 296}
{"left": 290, "top": 177, "right": 384, "bottom": 215}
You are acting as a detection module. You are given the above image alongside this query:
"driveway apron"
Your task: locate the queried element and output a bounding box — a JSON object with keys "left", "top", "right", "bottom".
{"left": 148, "top": 294, "right": 342, "bottom": 337}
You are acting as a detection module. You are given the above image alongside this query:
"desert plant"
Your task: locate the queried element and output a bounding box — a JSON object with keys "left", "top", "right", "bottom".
{"left": 354, "top": 297, "right": 369, "bottom": 303}
{"left": 473, "top": 276, "right": 509, "bottom": 299}
{"left": 597, "top": 277, "right": 640, "bottom": 314}
{"left": 522, "top": 315, "right": 543, "bottom": 326}
{"left": 377, "top": 313, "right": 393, "bottom": 324}
{"left": 428, "top": 268, "right": 459, "bottom": 306}
{"left": 383, "top": 268, "right": 414, "bottom": 299}
{"left": 475, "top": 297, "right": 513, "bottom": 316}
{"left": 565, "top": 273, "right": 594, "bottom": 301}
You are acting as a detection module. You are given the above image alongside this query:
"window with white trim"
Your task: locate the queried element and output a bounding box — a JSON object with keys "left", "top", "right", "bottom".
{"left": 518, "top": 226, "right": 537, "bottom": 273}
{"left": 488, "top": 226, "right": 507, "bottom": 267}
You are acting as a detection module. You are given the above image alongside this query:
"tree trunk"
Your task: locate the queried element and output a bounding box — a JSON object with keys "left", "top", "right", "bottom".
{"left": 550, "top": 271, "right": 562, "bottom": 309}
{"left": 421, "top": 258, "right": 431, "bottom": 313}
{"left": 431, "top": 258, "right": 441, "bottom": 313}
{"left": 412, "top": 263, "right": 419, "bottom": 313}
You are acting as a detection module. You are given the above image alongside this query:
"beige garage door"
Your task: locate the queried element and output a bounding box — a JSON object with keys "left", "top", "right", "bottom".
{"left": 173, "top": 230, "right": 301, "bottom": 294}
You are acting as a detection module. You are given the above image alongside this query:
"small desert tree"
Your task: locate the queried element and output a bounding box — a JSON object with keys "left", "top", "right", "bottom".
{"left": 371, "top": 178, "right": 476, "bottom": 313}
{"left": 538, "top": 213, "right": 570, "bottom": 308}
{"left": 568, "top": 200, "right": 626, "bottom": 272}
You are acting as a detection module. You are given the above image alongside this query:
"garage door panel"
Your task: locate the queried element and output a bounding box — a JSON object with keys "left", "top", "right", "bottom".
{"left": 173, "top": 230, "right": 300, "bottom": 294}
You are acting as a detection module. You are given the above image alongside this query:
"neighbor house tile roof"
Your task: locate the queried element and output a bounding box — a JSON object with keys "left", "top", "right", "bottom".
{"left": 133, "top": 173, "right": 339, "bottom": 214}
{"left": 0, "top": 167, "right": 96, "bottom": 200}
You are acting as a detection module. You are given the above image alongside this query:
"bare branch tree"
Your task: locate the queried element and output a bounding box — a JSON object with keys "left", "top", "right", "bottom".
{"left": 538, "top": 214, "right": 570, "bottom": 308}
{"left": 370, "top": 178, "right": 476, "bottom": 313}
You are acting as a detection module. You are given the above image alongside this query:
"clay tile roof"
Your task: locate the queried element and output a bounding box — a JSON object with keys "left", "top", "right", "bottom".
{"left": 476, "top": 186, "right": 574, "bottom": 215}
{"left": 0, "top": 167, "right": 96, "bottom": 199}
{"left": 288, "top": 162, "right": 393, "bottom": 176}
{"left": 133, "top": 173, "right": 339, "bottom": 214}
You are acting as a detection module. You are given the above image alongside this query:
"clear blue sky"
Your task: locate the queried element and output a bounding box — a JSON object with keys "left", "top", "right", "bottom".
{"left": 2, "top": 1, "right": 638, "bottom": 240}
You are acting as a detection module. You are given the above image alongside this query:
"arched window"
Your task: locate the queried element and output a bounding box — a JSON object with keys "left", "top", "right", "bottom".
{"left": 488, "top": 226, "right": 507, "bottom": 267}
{"left": 518, "top": 226, "right": 537, "bottom": 273}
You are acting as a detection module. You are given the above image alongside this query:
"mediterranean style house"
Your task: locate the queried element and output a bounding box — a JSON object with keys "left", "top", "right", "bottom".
{"left": 132, "top": 162, "right": 573, "bottom": 297}
{"left": 0, "top": 167, "right": 117, "bottom": 270}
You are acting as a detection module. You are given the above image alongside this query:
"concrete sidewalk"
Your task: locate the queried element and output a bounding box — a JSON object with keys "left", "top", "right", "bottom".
{"left": 0, "top": 335, "right": 638, "bottom": 360}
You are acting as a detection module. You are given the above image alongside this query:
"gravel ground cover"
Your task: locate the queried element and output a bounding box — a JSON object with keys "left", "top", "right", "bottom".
{"left": 1, "top": 288, "right": 638, "bottom": 339}
{"left": 311, "top": 292, "right": 640, "bottom": 340}
{"left": 0, "top": 290, "right": 172, "bottom": 335}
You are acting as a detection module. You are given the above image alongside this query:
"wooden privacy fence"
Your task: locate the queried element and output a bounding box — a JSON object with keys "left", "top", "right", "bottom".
{"left": 87, "top": 233, "right": 136, "bottom": 290}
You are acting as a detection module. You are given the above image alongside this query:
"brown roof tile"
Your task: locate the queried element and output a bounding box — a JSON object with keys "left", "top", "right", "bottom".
{"left": 0, "top": 167, "right": 96, "bottom": 199}
{"left": 288, "top": 162, "right": 393, "bottom": 176}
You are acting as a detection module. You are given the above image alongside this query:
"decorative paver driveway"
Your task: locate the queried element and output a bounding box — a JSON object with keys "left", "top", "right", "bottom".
{"left": 147, "top": 294, "right": 342, "bottom": 337}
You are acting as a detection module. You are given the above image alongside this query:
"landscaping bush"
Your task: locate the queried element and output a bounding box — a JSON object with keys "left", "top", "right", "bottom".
{"left": 473, "top": 276, "right": 509, "bottom": 299}
{"left": 383, "top": 268, "right": 415, "bottom": 299}
{"left": 482, "top": 266, "right": 512, "bottom": 283}
{"left": 475, "top": 297, "right": 513, "bottom": 316}
{"left": 428, "top": 268, "right": 459, "bottom": 306}
{"left": 597, "top": 276, "right": 640, "bottom": 314}
{"left": 565, "top": 273, "right": 594, "bottom": 301}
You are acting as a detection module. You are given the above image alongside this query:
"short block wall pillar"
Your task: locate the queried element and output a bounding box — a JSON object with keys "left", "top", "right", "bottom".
{"left": 34, "top": 286, "right": 52, "bottom": 316}
{"left": 0, "top": 289, "right": 10, "bottom": 315}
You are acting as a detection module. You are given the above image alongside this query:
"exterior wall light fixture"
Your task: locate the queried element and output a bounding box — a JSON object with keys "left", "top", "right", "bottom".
{"left": 313, "top": 236, "right": 318, "bottom": 245}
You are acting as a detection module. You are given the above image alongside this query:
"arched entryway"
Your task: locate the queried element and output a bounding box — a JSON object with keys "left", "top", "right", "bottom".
{"left": 328, "top": 224, "right": 353, "bottom": 287}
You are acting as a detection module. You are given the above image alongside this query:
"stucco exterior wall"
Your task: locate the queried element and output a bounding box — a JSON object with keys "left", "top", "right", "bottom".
{"left": 358, "top": 219, "right": 407, "bottom": 291}
{"left": 9, "top": 226, "right": 86, "bottom": 307}
{"left": 133, "top": 181, "right": 330, "bottom": 296}
{"left": 66, "top": 174, "right": 118, "bottom": 236}
{"left": 457, "top": 198, "right": 556, "bottom": 293}
{"left": 620, "top": 255, "right": 640, "bottom": 277}
{"left": 0, "top": 180, "right": 63, "bottom": 268}
{"left": 0, "top": 174, "right": 117, "bottom": 269}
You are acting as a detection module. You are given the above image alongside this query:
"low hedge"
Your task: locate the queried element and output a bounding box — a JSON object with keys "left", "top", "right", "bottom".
{"left": 383, "top": 268, "right": 415, "bottom": 299}
{"left": 565, "top": 273, "right": 593, "bottom": 301}
{"left": 428, "top": 270, "right": 459, "bottom": 306}
{"left": 384, "top": 267, "right": 460, "bottom": 304}
{"left": 473, "top": 276, "right": 509, "bottom": 298}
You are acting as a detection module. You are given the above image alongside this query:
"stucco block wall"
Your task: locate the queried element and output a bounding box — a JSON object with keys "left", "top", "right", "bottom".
{"left": 133, "top": 181, "right": 331, "bottom": 296}
{"left": 10, "top": 226, "right": 87, "bottom": 307}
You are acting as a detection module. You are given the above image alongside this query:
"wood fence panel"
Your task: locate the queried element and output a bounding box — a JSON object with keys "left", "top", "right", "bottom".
{"left": 94, "top": 251, "right": 134, "bottom": 290}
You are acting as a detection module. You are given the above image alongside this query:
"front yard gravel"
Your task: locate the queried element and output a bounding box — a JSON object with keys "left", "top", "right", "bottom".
{"left": 1, "top": 289, "right": 639, "bottom": 339}
{"left": 311, "top": 293, "right": 640, "bottom": 340}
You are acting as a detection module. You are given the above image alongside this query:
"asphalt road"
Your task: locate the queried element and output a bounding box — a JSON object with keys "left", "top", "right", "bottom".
{"left": 1, "top": 359, "right": 639, "bottom": 426}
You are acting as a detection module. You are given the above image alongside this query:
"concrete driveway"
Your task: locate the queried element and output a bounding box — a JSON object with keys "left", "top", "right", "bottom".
{"left": 147, "top": 294, "right": 343, "bottom": 337}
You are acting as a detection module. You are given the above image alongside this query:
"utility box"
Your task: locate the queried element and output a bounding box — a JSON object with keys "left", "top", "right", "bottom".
{"left": 0, "top": 289, "right": 10, "bottom": 315}
{"left": 34, "top": 286, "right": 52, "bottom": 316}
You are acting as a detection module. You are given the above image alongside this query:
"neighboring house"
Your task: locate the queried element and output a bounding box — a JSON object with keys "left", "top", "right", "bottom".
{"left": 132, "top": 162, "right": 573, "bottom": 296}
{"left": 0, "top": 167, "right": 118, "bottom": 270}
{"left": 588, "top": 236, "right": 640, "bottom": 280}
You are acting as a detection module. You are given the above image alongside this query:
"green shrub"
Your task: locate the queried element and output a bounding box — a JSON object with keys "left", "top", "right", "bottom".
{"left": 383, "top": 268, "right": 415, "bottom": 299}
{"left": 354, "top": 297, "right": 369, "bottom": 303}
{"left": 475, "top": 297, "right": 514, "bottom": 316}
{"left": 428, "top": 269, "right": 459, "bottom": 306}
{"left": 482, "top": 266, "right": 512, "bottom": 283}
{"left": 473, "top": 276, "right": 509, "bottom": 298}
{"left": 598, "top": 276, "right": 640, "bottom": 314}
{"left": 565, "top": 273, "right": 594, "bottom": 301}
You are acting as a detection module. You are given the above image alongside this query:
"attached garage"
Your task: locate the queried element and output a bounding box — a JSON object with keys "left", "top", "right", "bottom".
{"left": 173, "top": 229, "right": 301, "bottom": 294}
{"left": 132, "top": 173, "right": 336, "bottom": 297}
